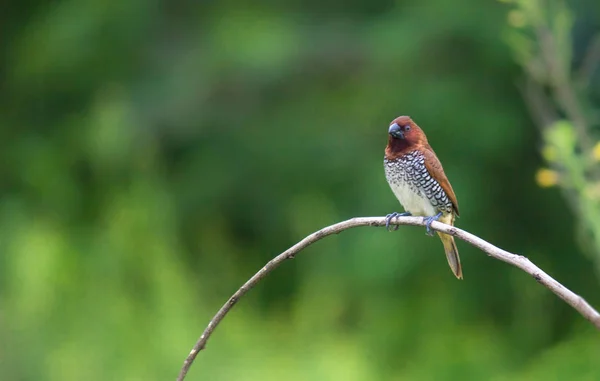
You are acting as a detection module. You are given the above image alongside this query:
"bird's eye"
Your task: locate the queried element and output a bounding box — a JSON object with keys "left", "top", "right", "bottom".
{"left": 404, "top": 125, "right": 411, "bottom": 131}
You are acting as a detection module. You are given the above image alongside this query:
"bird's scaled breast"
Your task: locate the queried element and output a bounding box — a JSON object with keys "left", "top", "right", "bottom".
{"left": 384, "top": 152, "right": 439, "bottom": 216}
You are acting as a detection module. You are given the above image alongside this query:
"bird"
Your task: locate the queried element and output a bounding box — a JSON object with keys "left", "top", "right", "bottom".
{"left": 383, "top": 115, "right": 462, "bottom": 279}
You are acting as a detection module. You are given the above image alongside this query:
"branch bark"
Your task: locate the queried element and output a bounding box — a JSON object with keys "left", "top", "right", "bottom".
{"left": 176, "top": 216, "right": 600, "bottom": 381}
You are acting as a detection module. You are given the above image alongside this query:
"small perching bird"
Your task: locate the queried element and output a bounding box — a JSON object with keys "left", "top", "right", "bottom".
{"left": 383, "top": 115, "right": 463, "bottom": 279}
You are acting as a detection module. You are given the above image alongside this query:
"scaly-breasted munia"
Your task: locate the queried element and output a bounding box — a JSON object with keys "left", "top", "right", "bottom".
{"left": 383, "top": 115, "right": 462, "bottom": 279}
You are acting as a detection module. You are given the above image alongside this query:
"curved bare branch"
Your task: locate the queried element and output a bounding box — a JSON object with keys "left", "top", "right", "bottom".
{"left": 176, "top": 216, "right": 600, "bottom": 381}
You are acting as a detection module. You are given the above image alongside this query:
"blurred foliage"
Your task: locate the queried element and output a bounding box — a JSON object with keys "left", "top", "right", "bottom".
{"left": 504, "top": 0, "right": 600, "bottom": 274}
{"left": 1, "top": 0, "right": 599, "bottom": 380}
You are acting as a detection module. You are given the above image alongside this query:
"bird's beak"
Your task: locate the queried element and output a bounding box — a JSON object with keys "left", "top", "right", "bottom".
{"left": 388, "top": 123, "right": 404, "bottom": 139}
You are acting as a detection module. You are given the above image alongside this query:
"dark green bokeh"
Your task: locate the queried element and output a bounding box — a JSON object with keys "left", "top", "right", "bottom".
{"left": 1, "top": 0, "right": 599, "bottom": 380}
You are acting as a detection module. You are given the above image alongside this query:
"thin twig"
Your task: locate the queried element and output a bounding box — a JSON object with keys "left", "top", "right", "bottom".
{"left": 517, "top": 76, "right": 557, "bottom": 129}
{"left": 536, "top": 25, "right": 593, "bottom": 152}
{"left": 577, "top": 33, "right": 600, "bottom": 88}
{"left": 176, "top": 216, "right": 600, "bottom": 381}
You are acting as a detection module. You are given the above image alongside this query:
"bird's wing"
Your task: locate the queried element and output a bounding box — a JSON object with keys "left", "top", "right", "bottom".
{"left": 422, "top": 146, "right": 459, "bottom": 216}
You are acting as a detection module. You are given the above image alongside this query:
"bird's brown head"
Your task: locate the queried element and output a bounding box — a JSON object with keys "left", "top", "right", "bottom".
{"left": 385, "top": 116, "right": 428, "bottom": 158}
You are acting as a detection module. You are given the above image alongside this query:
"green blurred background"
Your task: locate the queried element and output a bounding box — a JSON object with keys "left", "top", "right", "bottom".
{"left": 2, "top": 0, "right": 600, "bottom": 380}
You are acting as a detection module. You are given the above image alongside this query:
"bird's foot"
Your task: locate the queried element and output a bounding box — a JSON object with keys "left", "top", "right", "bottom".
{"left": 423, "top": 212, "right": 443, "bottom": 236}
{"left": 385, "top": 212, "right": 411, "bottom": 231}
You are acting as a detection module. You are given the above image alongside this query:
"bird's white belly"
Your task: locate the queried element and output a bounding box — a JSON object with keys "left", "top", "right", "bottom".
{"left": 389, "top": 180, "right": 437, "bottom": 217}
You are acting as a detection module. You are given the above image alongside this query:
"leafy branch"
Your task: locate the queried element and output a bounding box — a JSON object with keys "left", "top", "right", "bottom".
{"left": 505, "top": 0, "right": 600, "bottom": 271}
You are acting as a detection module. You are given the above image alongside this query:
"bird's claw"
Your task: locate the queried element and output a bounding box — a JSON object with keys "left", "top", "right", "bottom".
{"left": 423, "top": 212, "right": 443, "bottom": 236}
{"left": 385, "top": 213, "right": 399, "bottom": 231}
{"left": 385, "top": 212, "right": 411, "bottom": 231}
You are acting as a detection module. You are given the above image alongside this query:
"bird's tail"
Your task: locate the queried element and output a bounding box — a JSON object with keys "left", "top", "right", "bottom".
{"left": 437, "top": 232, "right": 462, "bottom": 279}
